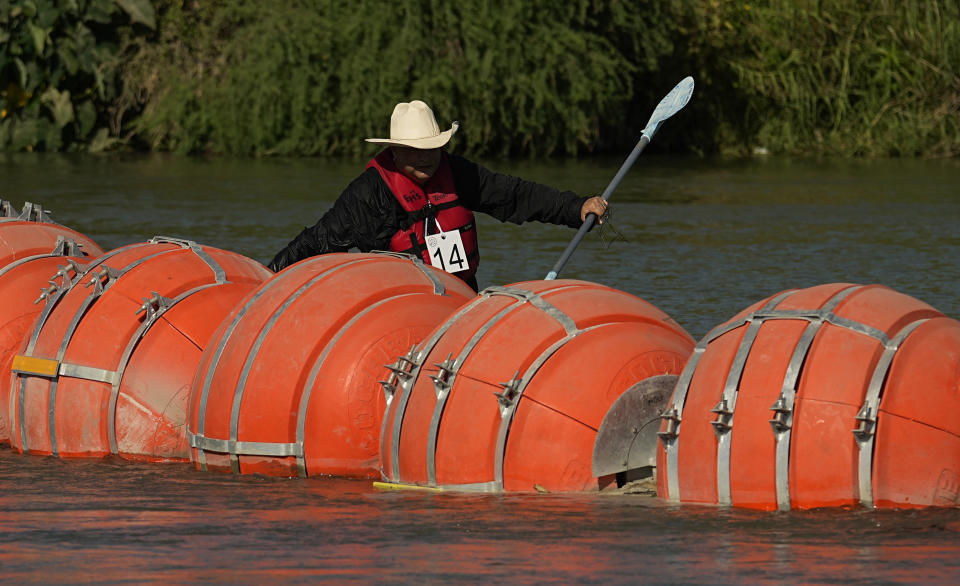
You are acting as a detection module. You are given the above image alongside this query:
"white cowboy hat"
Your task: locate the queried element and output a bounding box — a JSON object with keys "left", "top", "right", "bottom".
{"left": 365, "top": 100, "right": 459, "bottom": 149}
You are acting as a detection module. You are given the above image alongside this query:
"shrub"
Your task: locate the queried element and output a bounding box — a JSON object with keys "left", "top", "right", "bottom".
{"left": 0, "top": 0, "right": 156, "bottom": 152}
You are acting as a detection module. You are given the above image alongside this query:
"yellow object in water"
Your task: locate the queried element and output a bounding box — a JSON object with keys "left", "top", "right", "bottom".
{"left": 372, "top": 481, "right": 444, "bottom": 493}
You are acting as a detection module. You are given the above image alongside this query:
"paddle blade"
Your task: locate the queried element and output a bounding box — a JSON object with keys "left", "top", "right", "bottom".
{"left": 641, "top": 76, "right": 695, "bottom": 141}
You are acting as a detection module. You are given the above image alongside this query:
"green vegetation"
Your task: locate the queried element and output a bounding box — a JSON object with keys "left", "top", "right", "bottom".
{"left": 723, "top": 1, "right": 960, "bottom": 157}
{"left": 2, "top": 0, "right": 958, "bottom": 157}
{"left": 0, "top": 0, "right": 155, "bottom": 152}
{"left": 123, "top": 0, "right": 638, "bottom": 157}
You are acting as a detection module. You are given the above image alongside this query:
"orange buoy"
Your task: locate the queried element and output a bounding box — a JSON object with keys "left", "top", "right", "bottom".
{"left": 0, "top": 250, "right": 91, "bottom": 445}
{"left": 656, "top": 283, "right": 954, "bottom": 510}
{"left": 870, "top": 316, "right": 960, "bottom": 508}
{"left": 0, "top": 201, "right": 103, "bottom": 269}
{"left": 187, "top": 252, "right": 476, "bottom": 478}
{"left": 8, "top": 237, "right": 271, "bottom": 461}
{"left": 379, "top": 279, "right": 695, "bottom": 492}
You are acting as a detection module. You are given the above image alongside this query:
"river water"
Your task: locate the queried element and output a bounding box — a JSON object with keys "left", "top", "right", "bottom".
{"left": 1, "top": 152, "right": 959, "bottom": 582}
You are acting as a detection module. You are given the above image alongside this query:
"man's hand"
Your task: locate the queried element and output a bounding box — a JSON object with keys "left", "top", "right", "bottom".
{"left": 580, "top": 196, "right": 609, "bottom": 224}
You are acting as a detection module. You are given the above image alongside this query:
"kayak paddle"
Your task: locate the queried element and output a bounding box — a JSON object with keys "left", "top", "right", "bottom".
{"left": 544, "top": 76, "right": 695, "bottom": 280}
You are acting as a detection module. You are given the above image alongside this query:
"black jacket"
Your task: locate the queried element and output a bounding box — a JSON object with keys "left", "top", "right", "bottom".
{"left": 268, "top": 153, "right": 588, "bottom": 273}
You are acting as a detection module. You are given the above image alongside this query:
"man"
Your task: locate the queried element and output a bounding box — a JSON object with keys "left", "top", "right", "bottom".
{"left": 268, "top": 100, "right": 608, "bottom": 291}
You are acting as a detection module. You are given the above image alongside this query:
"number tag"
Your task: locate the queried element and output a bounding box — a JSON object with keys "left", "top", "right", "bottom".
{"left": 426, "top": 228, "right": 469, "bottom": 274}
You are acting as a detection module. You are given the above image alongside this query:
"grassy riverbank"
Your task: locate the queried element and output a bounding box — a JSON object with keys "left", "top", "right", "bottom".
{"left": 2, "top": 0, "right": 957, "bottom": 157}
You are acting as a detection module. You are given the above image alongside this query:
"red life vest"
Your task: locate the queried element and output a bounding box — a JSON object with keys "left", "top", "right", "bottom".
{"left": 366, "top": 150, "right": 479, "bottom": 284}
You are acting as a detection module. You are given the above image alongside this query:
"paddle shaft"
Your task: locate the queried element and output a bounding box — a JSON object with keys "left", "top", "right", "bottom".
{"left": 544, "top": 134, "right": 650, "bottom": 280}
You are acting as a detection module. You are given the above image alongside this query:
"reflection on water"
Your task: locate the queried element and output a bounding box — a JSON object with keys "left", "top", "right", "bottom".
{"left": 2, "top": 450, "right": 960, "bottom": 583}
{"left": 2, "top": 153, "right": 960, "bottom": 582}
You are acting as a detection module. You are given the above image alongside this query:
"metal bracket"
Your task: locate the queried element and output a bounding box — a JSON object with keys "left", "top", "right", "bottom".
{"left": 481, "top": 285, "right": 578, "bottom": 335}
{"left": 50, "top": 236, "right": 84, "bottom": 257}
{"left": 35, "top": 260, "right": 82, "bottom": 305}
{"left": 136, "top": 291, "right": 174, "bottom": 325}
{"left": 481, "top": 285, "right": 541, "bottom": 303}
{"left": 371, "top": 250, "right": 446, "bottom": 295}
{"left": 83, "top": 265, "right": 120, "bottom": 296}
{"left": 370, "top": 250, "right": 420, "bottom": 262}
{"left": 380, "top": 345, "right": 418, "bottom": 406}
{"left": 149, "top": 236, "right": 198, "bottom": 248}
{"left": 658, "top": 406, "right": 682, "bottom": 441}
{"left": 17, "top": 201, "right": 54, "bottom": 223}
{"left": 1, "top": 199, "right": 14, "bottom": 217}
{"left": 769, "top": 395, "right": 793, "bottom": 433}
{"left": 852, "top": 404, "right": 876, "bottom": 442}
{"left": 494, "top": 371, "right": 522, "bottom": 417}
{"left": 711, "top": 398, "right": 734, "bottom": 435}
{"left": 429, "top": 353, "right": 455, "bottom": 400}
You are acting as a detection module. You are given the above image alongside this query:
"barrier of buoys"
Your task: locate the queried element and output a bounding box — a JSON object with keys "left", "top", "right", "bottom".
{"left": 379, "top": 279, "right": 696, "bottom": 493}
{"left": 0, "top": 200, "right": 104, "bottom": 270}
{"left": 0, "top": 245, "right": 91, "bottom": 445}
{"left": 7, "top": 237, "right": 272, "bottom": 461}
{"left": 186, "top": 252, "right": 476, "bottom": 478}
{"left": 656, "top": 283, "right": 958, "bottom": 510}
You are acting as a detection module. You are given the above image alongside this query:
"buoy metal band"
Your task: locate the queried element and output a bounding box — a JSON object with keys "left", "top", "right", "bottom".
{"left": 0, "top": 237, "right": 84, "bottom": 280}
{"left": 294, "top": 251, "right": 454, "bottom": 477}
{"left": 187, "top": 431, "right": 302, "bottom": 457}
{"left": 191, "top": 254, "right": 444, "bottom": 474}
{"left": 191, "top": 268, "right": 287, "bottom": 470}
{"left": 12, "top": 356, "right": 119, "bottom": 385}
{"left": 660, "top": 289, "right": 797, "bottom": 503}
{"left": 18, "top": 254, "right": 131, "bottom": 454}
{"left": 381, "top": 293, "right": 491, "bottom": 481}
{"left": 433, "top": 481, "right": 500, "bottom": 493}
{"left": 104, "top": 283, "right": 220, "bottom": 454}
{"left": 855, "top": 318, "right": 928, "bottom": 508}
{"left": 490, "top": 324, "right": 621, "bottom": 491}
{"left": 422, "top": 298, "right": 523, "bottom": 486}
{"left": 482, "top": 285, "right": 579, "bottom": 335}
{"left": 767, "top": 285, "right": 862, "bottom": 510}
{"left": 295, "top": 293, "right": 421, "bottom": 478}
{"left": 220, "top": 259, "right": 367, "bottom": 474}
{"left": 423, "top": 285, "right": 580, "bottom": 487}
{"left": 414, "top": 298, "right": 522, "bottom": 484}
{"left": 24, "top": 241, "right": 148, "bottom": 355}
{"left": 6, "top": 236, "right": 102, "bottom": 453}
{"left": 369, "top": 250, "right": 446, "bottom": 296}
{"left": 150, "top": 236, "right": 227, "bottom": 284}
{"left": 714, "top": 316, "right": 765, "bottom": 505}
{"left": 771, "top": 320, "right": 820, "bottom": 511}
{"left": 15, "top": 242, "right": 222, "bottom": 455}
